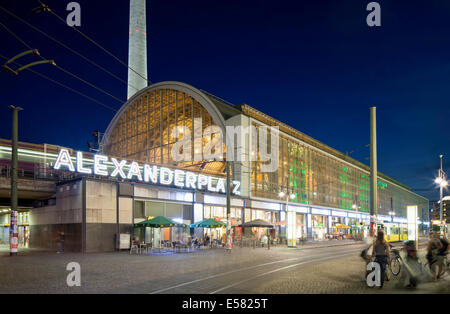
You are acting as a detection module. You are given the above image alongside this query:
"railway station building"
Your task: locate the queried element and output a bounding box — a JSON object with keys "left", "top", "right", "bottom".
{"left": 0, "top": 81, "right": 429, "bottom": 252}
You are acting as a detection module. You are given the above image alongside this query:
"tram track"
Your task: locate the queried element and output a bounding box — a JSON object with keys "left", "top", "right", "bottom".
{"left": 148, "top": 246, "right": 363, "bottom": 294}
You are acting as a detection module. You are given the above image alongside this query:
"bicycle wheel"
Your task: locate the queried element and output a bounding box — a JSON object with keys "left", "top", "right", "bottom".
{"left": 390, "top": 256, "right": 401, "bottom": 276}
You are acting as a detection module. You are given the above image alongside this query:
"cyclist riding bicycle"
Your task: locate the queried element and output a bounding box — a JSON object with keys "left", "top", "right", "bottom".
{"left": 397, "top": 240, "right": 423, "bottom": 288}
{"left": 436, "top": 237, "right": 449, "bottom": 279}
{"left": 404, "top": 240, "right": 417, "bottom": 260}
{"left": 427, "top": 232, "right": 444, "bottom": 282}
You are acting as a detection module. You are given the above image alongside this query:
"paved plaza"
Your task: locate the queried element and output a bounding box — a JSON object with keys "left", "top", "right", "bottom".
{"left": 0, "top": 241, "right": 448, "bottom": 294}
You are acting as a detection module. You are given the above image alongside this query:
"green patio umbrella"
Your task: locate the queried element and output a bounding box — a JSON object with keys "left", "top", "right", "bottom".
{"left": 135, "top": 216, "right": 187, "bottom": 250}
{"left": 135, "top": 216, "right": 187, "bottom": 228}
{"left": 190, "top": 219, "right": 226, "bottom": 248}
{"left": 190, "top": 218, "right": 226, "bottom": 228}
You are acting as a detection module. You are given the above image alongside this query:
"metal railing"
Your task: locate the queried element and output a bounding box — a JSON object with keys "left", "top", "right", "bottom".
{"left": 0, "top": 164, "right": 78, "bottom": 182}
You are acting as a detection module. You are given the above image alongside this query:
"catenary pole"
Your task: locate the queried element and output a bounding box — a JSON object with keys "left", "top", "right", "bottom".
{"left": 9, "top": 105, "right": 22, "bottom": 256}
{"left": 370, "top": 107, "right": 378, "bottom": 232}
{"left": 226, "top": 161, "right": 232, "bottom": 251}
{"left": 439, "top": 155, "right": 444, "bottom": 237}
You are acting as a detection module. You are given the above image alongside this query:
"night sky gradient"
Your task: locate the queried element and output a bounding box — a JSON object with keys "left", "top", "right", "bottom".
{"left": 0, "top": 0, "right": 449, "bottom": 201}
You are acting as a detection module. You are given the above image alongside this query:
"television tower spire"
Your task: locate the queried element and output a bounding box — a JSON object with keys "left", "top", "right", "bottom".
{"left": 127, "top": 0, "right": 148, "bottom": 99}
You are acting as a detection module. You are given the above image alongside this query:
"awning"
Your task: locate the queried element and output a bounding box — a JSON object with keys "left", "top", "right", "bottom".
{"left": 334, "top": 224, "right": 350, "bottom": 229}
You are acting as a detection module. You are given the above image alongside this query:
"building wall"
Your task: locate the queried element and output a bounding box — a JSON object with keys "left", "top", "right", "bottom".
{"left": 250, "top": 120, "right": 428, "bottom": 219}
{"left": 86, "top": 180, "right": 117, "bottom": 224}
{"left": 30, "top": 223, "right": 82, "bottom": 252}
{"left": 85, "top": 180, "right": 133, "bottom": 252}
{"left": 29, "top": 180, "right": 83, "bottom": 251}
{"left": 28, "top": 179, "right": 136, "bottom": 252}
{"left": 225, "top": 114, "right": 251, "bottom": 198}
{"left": 432, "top": 198, "right": 449, "bottom": 223}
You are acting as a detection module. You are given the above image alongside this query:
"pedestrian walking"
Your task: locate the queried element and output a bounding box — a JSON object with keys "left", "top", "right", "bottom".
{"left": 56, "top": 231, "right": 65, "bottom": 253}
{"left": 436, "top": 237, "right": 449, "bottom": 279}
{"left": 427, "top": 232, "right": 443, "bottom": 282}
{"left": 371, "top": 230, "right": 391, "bottom": 288}
{"left": 364, "top": 229, "right": 375, "bottom": 261}
{"left": 361, "top": 229, "right": 374, "bottom": 281}
{"left": 225, "top": 229, "right": 232, "bottom": 253}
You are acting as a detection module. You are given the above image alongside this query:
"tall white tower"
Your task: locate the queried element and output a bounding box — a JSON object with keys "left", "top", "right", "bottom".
{"left": 127, "top": 0, "right": 148, "bottom": 99}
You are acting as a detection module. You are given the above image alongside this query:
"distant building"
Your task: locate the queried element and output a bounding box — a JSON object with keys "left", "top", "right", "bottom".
{"left": 431, "top": 196, "right": 449, "bottom": 223}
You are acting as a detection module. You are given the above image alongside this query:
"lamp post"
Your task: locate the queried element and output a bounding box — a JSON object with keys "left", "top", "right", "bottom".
{"left": 435, "top": 155, "right": 447, "bottom": 238}
{"left": 389, "top": 211, "right": 396, "bottom": 224}
{"left": 370, "top": 107, "right": 378, "bottom": 233}
{"left": 225, "top": 160, "right": 232, "bottom": 251}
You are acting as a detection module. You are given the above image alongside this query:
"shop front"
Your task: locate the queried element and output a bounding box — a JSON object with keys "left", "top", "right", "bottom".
{"left": 246, "top": 201, "right": 279, "bottom": 242}
{"left": 312, "top": 215, "right": 327, "bottom": 240}
{"left": 203, "top": 205, "right": 243, "bottom": 242}
{"left": 200, "top": 194, "right": 245, "bottom": 242}
{"left": 310, "top": 208, "right": 330, "bottom": 241}
{"left": 330, "top": 216, "right": 349, "bottom": 239}
{"left": 296, "top": 213, "right": 306, "bottom": 241}
{"left": 243, "top": 208, "right": 277, "bottom": 241}
{"left": 133, "top": 199, "right": 192, "bottom": 247}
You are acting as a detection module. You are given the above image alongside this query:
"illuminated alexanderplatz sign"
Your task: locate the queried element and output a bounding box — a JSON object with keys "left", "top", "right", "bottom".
{"left": 53, "top": 149, "right": 241, "bottom": 195}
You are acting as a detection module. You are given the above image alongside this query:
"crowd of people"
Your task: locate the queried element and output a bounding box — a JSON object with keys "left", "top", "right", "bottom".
{"left": 426, "top": 231, "right": 449, "bottom": 282}
{"left": 362, "top": 229, "right": 449, "bottom": 289}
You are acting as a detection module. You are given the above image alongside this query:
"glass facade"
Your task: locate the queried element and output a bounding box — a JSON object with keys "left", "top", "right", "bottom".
{"left": 204, "top": 205, "right": 242, "bottom": 226}
{"left": 104, "top": 88, "right": 225, "bottom": 176}
{"left": 102, "top": 84, "right": 428, "bottom": 222}
{"left": 250, "top": 120, "right": 428, "bottom": 219}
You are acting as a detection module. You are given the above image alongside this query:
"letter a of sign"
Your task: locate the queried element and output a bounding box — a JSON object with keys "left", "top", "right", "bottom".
{"left": 366, "top": 2, "right": 381, "bottom": 27}
{"left": 366, "top": 261, "right": 381, "bottom": 287}
{"left": 66, "top": 2, "right": 81, "bottom": 27}
{"left": 66, "top": 262, "right": 81, "bottom": 287}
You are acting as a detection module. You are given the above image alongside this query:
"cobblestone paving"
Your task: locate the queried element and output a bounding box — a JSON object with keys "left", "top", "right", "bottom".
{"left": 0, "top": 243, "right": 448, "bottom": 294}
{"left": 0, "top": 247, "right": 310, "bottom": 293}
{"left": 251, "top": 254, "right": 450, "bottom": 294}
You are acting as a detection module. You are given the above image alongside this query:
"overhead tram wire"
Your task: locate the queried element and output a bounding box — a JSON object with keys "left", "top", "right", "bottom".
{"left": 51, "top": 63, "right": 124, "bottom": 104}
{"left": 0, "top": 21, "right": 33, "bottom": 50}
{"left": 37, "top": 1, "right": 152, "bottom": 85}
{"left": 0, "top": 5, "right": 140, "bottom": 92}
{"left": 0, "top": 21, "right": 125, "bottom": 104}
{"left": 0, "top": 54, "right": 117, "bottom": 112}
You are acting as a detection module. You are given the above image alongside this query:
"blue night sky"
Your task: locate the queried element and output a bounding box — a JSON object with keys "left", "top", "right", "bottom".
{"left": 0, "top": 0, "right": 449, "bottom": 201}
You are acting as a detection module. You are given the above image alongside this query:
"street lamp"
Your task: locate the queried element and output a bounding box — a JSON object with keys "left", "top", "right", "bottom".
{"left": 389, "top": 211, "right": 396, "bottom": 224}
{"left": 279, "top": 191, "right": 295, "bottom": 200}
{"left": 435, "top": 155, "right": 447, "bottom": 238}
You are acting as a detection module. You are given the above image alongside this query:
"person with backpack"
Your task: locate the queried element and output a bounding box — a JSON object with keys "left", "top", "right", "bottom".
{"left": 371, "top": 230, "right": 391, "bottom": 288}
{"left": 436, "top": 236, "right": 449, "bottom": 279}
{"left": 427, "top": 232, "right": 443, "bottom": 282}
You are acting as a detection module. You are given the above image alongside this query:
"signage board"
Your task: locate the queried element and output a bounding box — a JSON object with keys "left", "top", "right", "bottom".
{"left": 119, "top": 233, "right": 131, "bottom": 250}
{"left": 407, "top": 205, "right": 418, "bottom": 249}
